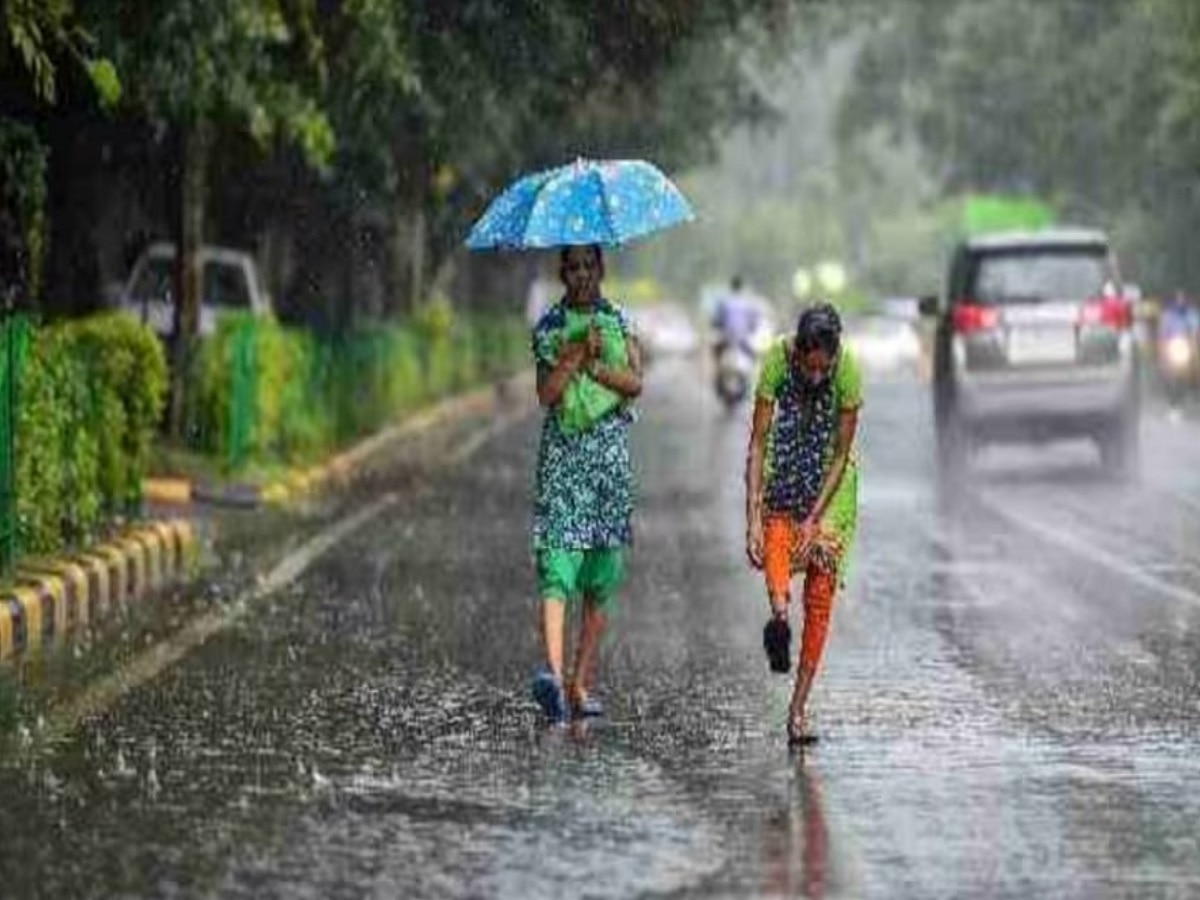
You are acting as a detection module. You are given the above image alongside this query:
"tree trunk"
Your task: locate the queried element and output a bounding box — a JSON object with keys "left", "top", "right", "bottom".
{"left": 168, "top": 119, "right": 210, "bottom": 440}
{"left": 409, "top": 206, "right": 426, "bottom": 309}
{"left": 388, "top": 201, "right": 428, "bottom": 316}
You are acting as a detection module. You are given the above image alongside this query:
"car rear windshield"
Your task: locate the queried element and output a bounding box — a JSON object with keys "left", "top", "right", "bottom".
{"left": 968, "top": 247, "right": 1110, "bottom": 304}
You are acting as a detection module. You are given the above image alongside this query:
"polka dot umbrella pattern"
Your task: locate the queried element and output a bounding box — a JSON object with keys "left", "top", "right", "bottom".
{"left": 465, "top": 158, "right": 696, "bottom": 250}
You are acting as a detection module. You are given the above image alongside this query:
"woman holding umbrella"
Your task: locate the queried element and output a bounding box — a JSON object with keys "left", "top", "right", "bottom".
{"left": 529, "top": 244, "right": 642, "bottom": 722}
{"left": 465, "top": 158, "right": 694, "bottom": 723}
{"left": 745, "top": 303, "right": 862, "bottom": 746}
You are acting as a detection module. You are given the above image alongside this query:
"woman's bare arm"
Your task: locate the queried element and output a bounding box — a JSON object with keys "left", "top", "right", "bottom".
{"left": 537, "top": 340, "right": 588, "bottom": 407}
{"left": 745, "top": 396, "right": 774, "bottom": 567}
{"left": 588, "top": 332, "right": 643, "bottom": 399}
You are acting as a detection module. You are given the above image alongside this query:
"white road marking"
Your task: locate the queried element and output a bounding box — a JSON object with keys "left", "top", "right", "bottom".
{"left": 445, "top": 410, "right": 528, "bottom": 465}
{"left": 51, "top": 492, "right": 400, "bottom": 738}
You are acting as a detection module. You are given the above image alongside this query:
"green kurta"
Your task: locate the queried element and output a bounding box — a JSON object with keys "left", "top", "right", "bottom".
{"left": 531, "top": 299, "right": 636, "bottom": 551}
{"left": 755, "top": 338, "right": 863, "bottom": 572}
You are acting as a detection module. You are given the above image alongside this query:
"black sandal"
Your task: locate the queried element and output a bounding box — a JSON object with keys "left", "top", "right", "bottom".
{"left": 763, "top": 614, "right": 792, "bottom": 674}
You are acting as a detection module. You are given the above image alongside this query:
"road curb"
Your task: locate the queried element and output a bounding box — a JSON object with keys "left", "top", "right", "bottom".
{"left": 0, "top": 519, "right": 200, "bottom": 662}
{"left": 143, "top": 372, "right": 533, "bottom": 510}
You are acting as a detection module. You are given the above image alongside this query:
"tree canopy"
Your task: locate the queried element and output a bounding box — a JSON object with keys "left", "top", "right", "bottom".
{"left": 3, "top": 0, "right": 813, "bottom": 323}
{"left": 838, "top": 0, "right": 1200, "bottom": 291}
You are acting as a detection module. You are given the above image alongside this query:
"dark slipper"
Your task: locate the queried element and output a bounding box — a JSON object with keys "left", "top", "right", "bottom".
{"left": 570, "top": 691, "right": 604, "bottom": 719}
{"left": 763, "top": 616, "right": 792, "bottom": 674}
{"left": 531, "top": 666, "right": 567, "bottom": 723}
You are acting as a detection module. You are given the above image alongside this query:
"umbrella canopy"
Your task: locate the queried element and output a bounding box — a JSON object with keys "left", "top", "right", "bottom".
{"left": 465, "top": 158, "right": 695, "bottom": 250}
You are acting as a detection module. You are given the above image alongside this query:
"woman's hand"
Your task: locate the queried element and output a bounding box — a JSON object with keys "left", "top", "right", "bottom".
{"left": 586, "top": 324, "right": 603, "bottom": 362}
{"left": 586, "top": 332, "right": 643, "bottom": 398}
{"left": 795, "top": 515, "right": 818, "bottom": 558}
{"left": 537, "top": 338, "right": 590, "bottom": 407}
{"left": 560, "top": 338, "right": 590, "bottom": 371}
{"left": 746, "top": 514, "right": 765, "bottom": 570}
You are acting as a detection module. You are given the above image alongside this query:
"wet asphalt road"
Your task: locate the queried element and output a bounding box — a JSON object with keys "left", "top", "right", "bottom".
{"left": 2, "top": 357, "right": 1200, "bottom": 899}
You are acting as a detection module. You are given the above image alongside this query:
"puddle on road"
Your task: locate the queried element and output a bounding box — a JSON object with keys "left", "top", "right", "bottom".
{"left": 215, "top": 728, "right": 727, "bottom": 900}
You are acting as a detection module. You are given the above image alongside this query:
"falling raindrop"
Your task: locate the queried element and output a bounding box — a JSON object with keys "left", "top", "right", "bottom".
{"left": 311, "top": 764, "right": 331, "bottom": 791}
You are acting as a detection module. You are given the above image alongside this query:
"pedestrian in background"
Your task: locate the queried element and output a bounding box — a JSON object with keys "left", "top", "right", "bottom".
{"left": 529, "top": 244, "right": 642, "bottom": 723}
{"left": 744, "top": 302, "right": 862, "bottom": 745}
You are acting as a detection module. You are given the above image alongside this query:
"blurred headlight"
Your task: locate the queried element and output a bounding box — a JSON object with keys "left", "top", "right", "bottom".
{"left": 1165, "top": 335, "right": 1192, "bottom": 368}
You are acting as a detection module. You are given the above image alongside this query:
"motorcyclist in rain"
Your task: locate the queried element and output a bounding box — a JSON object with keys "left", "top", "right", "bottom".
{"left": 711, "top": 276, "right": 764, "bottom": 361}
{"left": 1156, "top": 288, "right": 1200, "bottom": 407}
{"left": 1158, "top": 289, "right": 1200, "bottom": 342}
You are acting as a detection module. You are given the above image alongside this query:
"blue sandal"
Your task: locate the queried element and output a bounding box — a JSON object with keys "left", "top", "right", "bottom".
{"left": 531, "top": 666, "right": 567, "bottom": 723}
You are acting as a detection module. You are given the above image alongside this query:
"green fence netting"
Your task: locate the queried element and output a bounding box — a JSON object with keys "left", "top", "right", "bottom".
{"left": 0, "top": 315, "right": 30, "bottom": 577}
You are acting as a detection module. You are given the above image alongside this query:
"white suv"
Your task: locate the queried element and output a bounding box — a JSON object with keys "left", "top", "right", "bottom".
{"left": 922, "top": 229, "right": 1140, "bottom": 476}
{"left": 120, "top": 243, "right": 272, "bottom": 338}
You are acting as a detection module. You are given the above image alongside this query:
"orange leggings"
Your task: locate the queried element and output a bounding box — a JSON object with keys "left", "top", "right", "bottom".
{"left": 764, "top": 516, "right": 839, "bottom": 674}
{"left": 796, "top": 566, "right": 836, "bottom": 675}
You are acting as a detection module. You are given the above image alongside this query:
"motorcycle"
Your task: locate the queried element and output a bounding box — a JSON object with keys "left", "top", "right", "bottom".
{"left": 1158, "top": 333, "right": 1199, "bottom": 405}
{"left": 715, "top": 339, "right": 757, "bottom": 408}
{"left": 713, "top": 323, "right": 775, "bottom": 410}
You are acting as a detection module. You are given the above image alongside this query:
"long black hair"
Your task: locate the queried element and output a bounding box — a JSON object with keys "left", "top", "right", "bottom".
{"left": 795, "top": 302, "right": 842, "bottom": 356}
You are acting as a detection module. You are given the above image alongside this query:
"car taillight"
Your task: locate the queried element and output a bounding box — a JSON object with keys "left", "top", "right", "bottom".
{"left": 952, "top": 302, "right": 1000, "bottom": 334}
{"left": 1079, "top": 297, "right": 1131, "bottom": 330}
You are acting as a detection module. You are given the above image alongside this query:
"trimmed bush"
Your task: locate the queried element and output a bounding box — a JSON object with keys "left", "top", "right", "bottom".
{"left": 15, "top": 328, "right": 92, "bottom": 554}
{"left": 184, "top": 306, "right": 529, "bottom": 475}
{"left": 65, "top": 313, "right": 169, "bottom": 511}
{"left": 277, "top": 329, "right": 333, "bottom": 462}
{"left": 10, "top": 312, "right": 167, "bottom": 558}
{"left": 188, "top": 313, "right": 313, "bottom": 469}
{"left": 0, "top": 303, "right": 524, "bottom": 563}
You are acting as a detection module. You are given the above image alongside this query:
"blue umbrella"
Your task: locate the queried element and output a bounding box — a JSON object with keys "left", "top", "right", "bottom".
{"left": 465, "top": 158, "right": 695, "bottom": 250}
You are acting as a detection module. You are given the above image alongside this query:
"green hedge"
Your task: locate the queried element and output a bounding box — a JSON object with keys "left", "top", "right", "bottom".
{"left": 0, "top": 304, "right": 522, "bottom": 562}
{"left": 186, "top": 307, "right": 528, "bottom": 473}
{"left": 12, "top": 313, "right": 167, "bottom": 557}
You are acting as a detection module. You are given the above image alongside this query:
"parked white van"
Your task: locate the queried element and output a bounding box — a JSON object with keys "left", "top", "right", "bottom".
{"left": 119, "top": 242, "right": 272, "bottom": 338}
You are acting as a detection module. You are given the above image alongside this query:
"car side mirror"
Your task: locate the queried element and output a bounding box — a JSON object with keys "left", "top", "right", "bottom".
{"left": 918, "top": 295, "right": 939, "bottom": 317}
